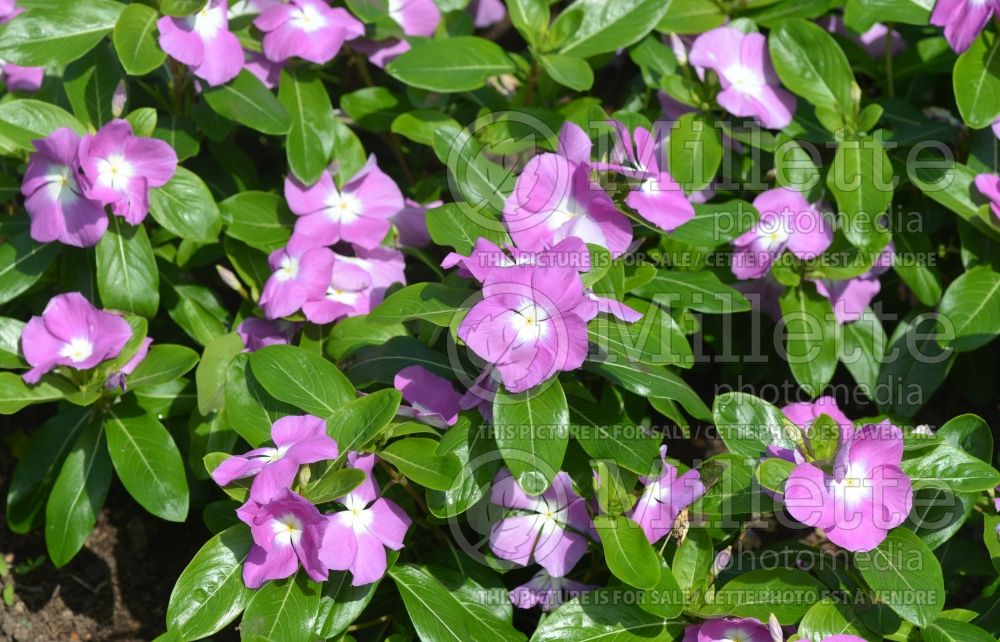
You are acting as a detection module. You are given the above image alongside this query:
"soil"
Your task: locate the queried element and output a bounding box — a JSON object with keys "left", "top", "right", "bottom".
{"left": 0, "top": 447, "right": 235, "bottom": 642}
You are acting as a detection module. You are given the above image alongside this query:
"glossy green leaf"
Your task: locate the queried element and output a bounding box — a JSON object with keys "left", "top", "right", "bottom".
{"left": 149, "top": 167, "right": 222, "bottom": 243}
{"left": 203, "top": 70, "right": 292, "bottom": 135}
{"left": 387, "top": 36, "right": 515, "bottom": 92}
{"left": 493, "top": 381, "right": 570, "bottom": 494}
{"left": 113, "top": 3, "right": 166, "bottom": 76}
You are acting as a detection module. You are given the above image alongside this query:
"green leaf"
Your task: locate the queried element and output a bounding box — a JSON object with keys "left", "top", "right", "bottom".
{"left": 432, "top": 124, "right": 517, "bottom": 214}
{"left": 162, "top": 281, "right": 229, "bottom": 346}
{"left": 568, "top": 396, "right": 660, "bottom": 474}
{"left": 0, "top": 0, "right": 124, "bottom": 67}
{"left": 313, "top": 570, "right": 381, "bottom": 639}
{"left": 196, "top": 332, "right": 245, "bottom": 415}
{"left": 6, "top": 407, "right": 91, "bottom": 534}
{"left": 553, "top": 0, "right": 672, "bottom": 58}
{"left": 713, "top": 392, "right": 796, "bottom": 458}
{"left": 778, "top": 284, "right": 837, "bottom": 396}
{"left": 669, "top": 113, "right": 722, "bottom": 193}
{"left": 587, "top": 300, "right": 694, "bottom": 368}
{"left": 166, "top": 525, "right": 253, "bottom": 640}
{"left": 149, "top": 167, "right": 223, "bottom": 243}
{"left": 954, "top": 29, "right": 1000, "bottom": 129}
{"left": 755, "top": 457, "right": 795, "bottom": 493}
{"left": 224, "top": 352, "right": 298, "bottom": 447}
{"left": 380, "top": 438, "right": 463, "bottom": 491}
{"left": 656, "top": 0, "right": 726, "bottom": 34}
{"left": 922, "top": 618, "right": 996, "bottom": 642}
{"left": 221, "top": 191, "right": 295, "bottom": 252}
{"left": 368, "top": 282, "right": 473, "bottom": 326}
{"left": 876, "top": 312, "right": 955, "bottom": 418}
{"left": 769, "top": 18, "right": 857, "bottom": 131}
{"left": 154, "top": 114, "right": 200, "bottom": 161}
{"left": 673, "top": 528, "right": 713, "bottom": 593}
{"left": 0, "top": 372, "right": 76, "bottom": 415}
{"left": 113, "top": 3, "right": 166, "bottom": 76}
{"left": 387, "top": 36, "right": 515, "bottom": 92}
{"left": 936, "top": 265, "right": 1000, "bottom": 352}
{"left": 837, "top": 307, "right": 886, "bottom": 397}
{"left": 699, "top": 568, "right": 823, "bottom": 624}
{"left": 389, "top": 564, "right": 526, "bottom": 642}
{"left": 797, "top": 601, "right": 875, "bottom": 641}
{"left": 901, "top": 442, "right": 1000, "bottom": 492}
{"left": 240, "top": 574, "right": 321, "bottom": 642}
{"left": 63, "top": 44, "right": 123, "bottom": 127}
{"left": 391, "top": 109, "right": 461, "bottom": 146}
{"left": 826, "top": 132, "right": 893, "bottom": 250}
{"left": 585, "top": 360, "right": 711, "bottom": 421}
{"left": 203, "top": 70, "right": 292, "bottom": 135}
{"left": 0, "top": 99, "right": 85, "bottom": 152}
{"left": 855, "top": 528, "right": 944, "bottom": 627}
{"left": 637, "top": 558, "right": 684, "bottom": 618}
{"left": 539, "top": 54, "right": 594, "bottom": 91}
{"left": 530, "top": 591, "right": 684, "bottom": 641}
{"left": 159, "top": 0, "right": 208, "bottom": 15}
{"left": 892, "top": 230, "right": 943, "bottom": 306}
{"left": 300, "top": 467, "right": 365, "bottom": 505}
{"left": 425, "top": 203, "right": 511, "bottom": 254}
{"left": 126, "top": 344, "right": 199, "bottom": 390}
{"left": 493, "top": 381, "right": 570, "bottom": 494}
{"left": 45, "top": 419, "right": 112, "bottom": 567}
{"left": 95, "top": 216, "right": 159, "bottom": 317}
{"left": 341, "top": 86, "right": 401, "bottom": 132}
{"left": 937, "top": 413, "right": 993, "bottom": 463}
{"left": 907, "top": 151, "right": 988, "bottom": 227}
{"left": 0, "top": 316, "right": 24, "bottom": 369}
{"left": 508, "top": 0, "right": 549, "bottom": 47}
{"left": 105, "top": 402, "right": 189, "bottom": 522}
{"left": 844, "top": 0, "right": 932, "bottom": 31}
{"left": 279, "top": 69, "right": 335, "bottom": 184}
{"left": 594, "top": 515, "right": 661, "bottom": 589}
{"left": 126, "top": 107, "right": 158, "bottom": 137}
{"left": 249, "top": 345, "right": 356, "bottom": 418}
{"left": 633, "top": 269, "right": 750, "bottom": 313}
{"left": 0, "top": 232, "right": 62, "bottom": 305}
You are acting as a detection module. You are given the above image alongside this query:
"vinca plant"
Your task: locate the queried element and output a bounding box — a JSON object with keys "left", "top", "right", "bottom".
{"left": 1, "top": 0, "right": 1000, "bottom": 640}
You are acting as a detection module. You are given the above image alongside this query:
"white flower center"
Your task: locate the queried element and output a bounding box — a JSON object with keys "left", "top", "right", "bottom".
{"left": 271, "top": 513, "right": 303, "bottom": 546}
{"left": 757, "top": 217, "right": 790, "bottom": 250}
{"left": 275, "top": 255, "right": 300, "bottom": 281}
{"left": 60, "top": 337, "right": 94, "bottom": 363}
{"left": 387, "top": 0, "right": 406, "bottom": 25}
{"left": 290, "top": 3, "right": 327, "bottom": 31}
{"left": 326, "top": 191, "right": 363, "bottom": 223}
{"left": 343, "top": 494, "right": 374, "bottom": 530}
{"left": 510, "top": 300, "right": 549, "bottom": 341}
{"left": 326, "top": 286, "right": 359, "bottom": 304}
{"left": 193, "top": 3, "right": 225, "bottom": 38}
{"left": 96, "top": 153, "right": 134, "bottom": 192}
{"left": 639, "top": 176, "right": 658, "bottom": 193}
{"left": 723, "top": 64, "right": 764, "bottom": 93}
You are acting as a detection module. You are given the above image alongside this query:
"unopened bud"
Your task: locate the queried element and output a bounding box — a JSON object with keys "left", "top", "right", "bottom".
{"left": 216, "top": 265, "right": 246, "bottom": 297}
{"left": 768, "top": 613, "right": 783, "bottom": 642}
{"left": 710, "top": 546, "right": 732, "bottom": 575}
{"left": 111, "top": 80, "right": 127, "bottom": 118}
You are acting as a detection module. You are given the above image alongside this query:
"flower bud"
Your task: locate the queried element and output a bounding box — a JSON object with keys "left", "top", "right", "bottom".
{"left": 111, "top": 80, "right": 127, "bottom": 118}
{"left": 710, "top": 546, "right": 732, "bottom": 576}
{"left": 768, "top": 613, "right": 783, "bottom": 642}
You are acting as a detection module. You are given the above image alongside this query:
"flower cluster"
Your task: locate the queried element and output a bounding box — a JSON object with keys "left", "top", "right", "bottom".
{"left": 211, "top": 415, "right": 411, "bottom": 588}
{"left": 22, "top": 121, "right": 177, "bottom": 247}
{"left": 490, "top": 446, "right": 705, "bottom": 612}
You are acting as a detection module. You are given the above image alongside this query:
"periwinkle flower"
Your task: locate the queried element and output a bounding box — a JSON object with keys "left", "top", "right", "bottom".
{"left": 689, "top": 27, "right": 796, "bottom": 129}
{"left": 509, "top": 569, "right": 595, "bottom": 611}
{"left": 629, "top": 446, "right": 706, "bottom": 544}
{"left": 20, "top": 292, "right": 133, "bottom": 384}
{"left": 236, "top": 317, "right": 299, "bottom": 351}
{"left": 285, "top": 156, "right": 404, "bottom": 250}
{"left": 105, "top": 337, "right": 153, "bottom": 391}
{"left": 784, "top": 420, "right": 913, "bottom": 552}
{"left": 683, "top": 616, "right": 773, "bottom": 642}
{"left": 392, "top": 198, "right": 442, "bottom": 248}
{"left": 488, "top": 470, "right": 592, "bottom": 576}
{"left": 503, "top": 123, "right": 632, "bottom": 258}
{"left": 157, "top": 0, "right": 244, "bottom": 86}
{"left": 458, "top": 263, "right": 598, "bottom": 393}
{"left": 930, "top": 0, "right": 994, "bottom": 53}
{"left": 238, "top": 488, "right": 329, "bottom": 588}
{"left": 1, "top": 61, "right": 43, "bottom": 92}
{"left": 975, "top": 173, "right": 1000, "bottom": 219}
{"left": 78, "top": 119, "right": 178, "bottom": 225}
{"left": 393, "top": 364, "right": 462, "bottom": 427}
{"left": 254, "top": 0, "right": 363, "bottom": 64}
{"left": 210, "top": 414, "right": 339, "bottom": 502}
{"left": 772, "top": 395, "right": 853, "bottom": 462}
{"left": 258, "top": 236, "right": 335, "bottom": 319}
{"left": 604, "top": 121, "right": 696, "bottom": 233}
{"left": 812, "top": 242, "right": 893, "bottom": 324}
{"left": 302, "top": 245, "right": 406, "bottom": 323}
{"left": 320, "top": 453, "right": 412, "bottom": 586}
{"left": 22, "top": 128, "right": 107, "bottom": 248}
{"left": 350, "top": 0, "right": 441, "bottom": 68}
{"left": 731, "top": 187, "right": 833, "bottom": 280}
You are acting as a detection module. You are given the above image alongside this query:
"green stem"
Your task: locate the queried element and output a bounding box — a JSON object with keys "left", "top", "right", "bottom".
{"left": 884, "top": 23, "right": 895, "bottom": 99}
